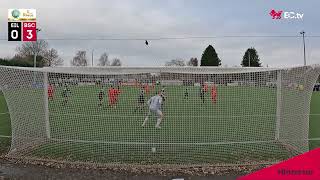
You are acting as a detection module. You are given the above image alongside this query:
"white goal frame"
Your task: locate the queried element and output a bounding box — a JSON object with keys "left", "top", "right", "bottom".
{"left": 0, "top": 65, "right": 319, "bottom": 166}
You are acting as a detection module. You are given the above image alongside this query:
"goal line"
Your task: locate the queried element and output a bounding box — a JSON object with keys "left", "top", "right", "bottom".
{"left": 48, "top": 137, "right": 320, "bottom": 146}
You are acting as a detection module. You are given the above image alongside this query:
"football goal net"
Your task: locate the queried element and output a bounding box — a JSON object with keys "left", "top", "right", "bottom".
{"left": 0, "top": 65, "right": 319, "bottom": 166}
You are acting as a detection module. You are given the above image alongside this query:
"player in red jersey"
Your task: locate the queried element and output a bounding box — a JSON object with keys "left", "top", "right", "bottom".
{"left": 211, "top": 85, "right": 217, "bottom": 104}
{"left": 152, "top": 81, "right": 156, "bottom": 90}
{"left": 114, "top": 86, "right": 121, "bottom": 105}
{"left": 48, "top": 83, "right": 54, "bottom": 100}
{"left": 135, "top": 79, "right": 138, "bottom": 88}
{"left": 144, "top": 84, "right": 150, "bottom": 96}
{"left": 108, "top": 86, "right": 116, "bottom": 108}
{"left": 204, "top": 83, "right": 208, "bottom": 93}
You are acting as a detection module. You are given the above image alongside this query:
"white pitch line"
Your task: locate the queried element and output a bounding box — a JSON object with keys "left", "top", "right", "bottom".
{"left": 49, "top": 112, "right": 278, "bottom": 119}
{"left": 50, "top": 138, "right": 279, "bottom": 145}
{"left": 45, "top": 137, "right": 320, "bottom": 145}
{"left": 1, "top": 136, "right": 319, "bottom": 144}
{"left": 308, "top": 137, "right": 320, "bottom": 141}
{"left": 50, "top": 138, "right": 320, "bottom": 145}
{"left": 49, "top": 112, "right": 315, "bottom": 119}
{"left": 0, "top": 135, "right": 11, "bottom": 138}
{"left": 1, "top": 136, "right": 320, "bottom": 144}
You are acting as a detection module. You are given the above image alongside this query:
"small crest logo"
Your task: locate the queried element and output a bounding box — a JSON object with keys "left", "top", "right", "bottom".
{"left": 11, "top": 9, "right": 20, "bottom": 19}
{"left": 269, "top": 9, "right": 283, "bottom": 19}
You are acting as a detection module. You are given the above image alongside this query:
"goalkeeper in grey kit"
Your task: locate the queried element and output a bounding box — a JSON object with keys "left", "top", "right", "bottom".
{"left": 142, "top": 89, "right": 165, "bottom": 128}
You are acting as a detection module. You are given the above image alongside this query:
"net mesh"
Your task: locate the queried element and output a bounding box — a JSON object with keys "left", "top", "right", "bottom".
{"left": 0, "top": 65, "right": 319, "bottom": 165}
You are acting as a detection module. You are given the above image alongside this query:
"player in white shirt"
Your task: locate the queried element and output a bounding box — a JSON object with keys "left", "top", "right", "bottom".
{"left": 142, "top": 91, "right": 165, "bottom": 128}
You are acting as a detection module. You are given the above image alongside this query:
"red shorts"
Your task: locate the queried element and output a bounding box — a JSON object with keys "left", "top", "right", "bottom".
{"left": 109, "top": 98, "right": 116, "bottom": 105}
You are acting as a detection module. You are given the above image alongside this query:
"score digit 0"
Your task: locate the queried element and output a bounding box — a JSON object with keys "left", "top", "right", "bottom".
{"left": 8, "top": 22, "right": 22, "bottom": 41}
{"left": 22, "top": 22, "right": 37, "bottom": 42}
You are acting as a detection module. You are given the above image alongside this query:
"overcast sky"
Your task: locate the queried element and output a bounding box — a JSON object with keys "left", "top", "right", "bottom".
{"left": 1, "top": 0, "right": 320, "bottom": 67}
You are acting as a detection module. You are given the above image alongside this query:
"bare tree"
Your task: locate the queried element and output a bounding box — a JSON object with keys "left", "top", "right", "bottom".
{"left": 97, "top": 52, "right": 110, "bottom": 66}
{"left": 44, "top": 48, "right": 63, "bottom": 67}
{"left": 187, "top": 57, "right": 198, "bottom": 67}
{"left": 165, "top": 59, "right": 186, "bottom": 66}
{"left": 71, "top": 51, "right": 88, "bottom": 66}
{"left": 16, "top": 40, "right": 49, "bottom": 57}
{"left": 14, "top": 40, "right": 50, "bottom": 67}
{"left": 110, "top": 58, "right": 122, "bottom": 66}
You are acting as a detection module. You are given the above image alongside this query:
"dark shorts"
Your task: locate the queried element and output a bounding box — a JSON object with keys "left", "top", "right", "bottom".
{"left": 138, "top": 96, "right": 144, "bottom": 104}
{"left": 98, "top": 93, "right": 103, "bottom": 100}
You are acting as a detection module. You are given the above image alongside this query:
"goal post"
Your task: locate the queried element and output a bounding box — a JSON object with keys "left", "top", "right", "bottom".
{"left": 275, "top": 70, "right": 282, "bottom": 140}
{"left": 274, "top": 66, "right": 320, "bottom": 154}
{"left": 0, "top": 65, "right": 319, "bottom": 165}
{"left": 43, "top": 72, "right": 51, "bottom": 139}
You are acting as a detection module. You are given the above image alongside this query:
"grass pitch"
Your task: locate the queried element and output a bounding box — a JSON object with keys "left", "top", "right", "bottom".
{"left": 0, "top": 86, "right": 320, "bottom": 164}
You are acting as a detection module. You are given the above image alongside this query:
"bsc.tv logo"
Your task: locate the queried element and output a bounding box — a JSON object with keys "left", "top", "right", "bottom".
{"left": 269, "top": 9, "right": 304, "bottom": 20}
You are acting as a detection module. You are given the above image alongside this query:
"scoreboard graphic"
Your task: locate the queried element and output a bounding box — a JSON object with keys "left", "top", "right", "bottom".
{"left": 8, "top": 9, "right": 37, "bottom": 42}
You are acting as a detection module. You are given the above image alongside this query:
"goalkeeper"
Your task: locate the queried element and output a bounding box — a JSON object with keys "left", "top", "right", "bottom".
{"left": 142, "top": 91, "right": 165, "bottom": 128}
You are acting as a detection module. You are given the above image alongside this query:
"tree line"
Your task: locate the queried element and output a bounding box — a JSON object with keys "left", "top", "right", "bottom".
{"left": 0, "top": 40, "right": 261, "bottom": 67}
{"left": 165, "top": 45, "right": 262, "bottom": 67}
{"left": 0, "top": 40, "right": 63, "bottom": 67}
{"left": 70, "top": 51, "right": 122, "bottom": 66}
{"left": 0, "top": 40, "right": 123, "bottom": 67}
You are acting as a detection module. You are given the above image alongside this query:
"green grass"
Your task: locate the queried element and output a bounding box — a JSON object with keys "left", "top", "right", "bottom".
{"left": 309, "top": 91, "right": 320, "bottom": 149}
{"left": 49, "top": 86, "right": 277, "bottom": 143}
{"left": 0, "top": 87, "right": 319, "bottom": 164}
{"left": 0, "top": 92, "right": 11, "bottom": 153}
{"left": 40, "top": 85, "right": 281, "bottom": 164}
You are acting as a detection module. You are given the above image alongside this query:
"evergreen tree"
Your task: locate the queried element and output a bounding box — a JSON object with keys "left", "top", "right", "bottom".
{"left": 200, "top": 45, "right": 221, "bottom": 66}
{"left": 241, "top": 47, "right": 262, "bottom": 67}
